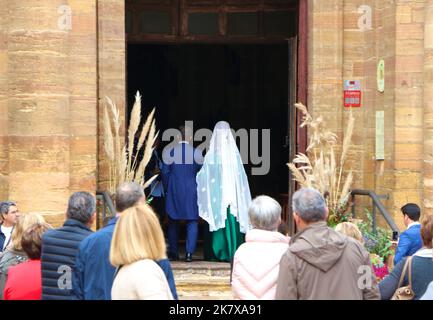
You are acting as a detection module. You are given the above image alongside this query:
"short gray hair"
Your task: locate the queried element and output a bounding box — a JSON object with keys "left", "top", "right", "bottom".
{"left": 67, "top": 192, "right": 96, "bottom": 224}
{"left": 248, "top": 195, "right": 282, "bottom": 231}
{"left": 292, "top": 188, "right": 327, "bottom": 223}
{"left": 115, "top": 182, "right": 145, "bottom": 213}
{"left": 0, "top": 201, "right": 16, "bottom": 215}
{"left": 0, "top": 201, "right": 17, "bottom": 222}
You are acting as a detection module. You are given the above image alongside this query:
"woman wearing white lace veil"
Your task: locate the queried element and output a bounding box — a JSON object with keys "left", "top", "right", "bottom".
{"left": 197, "top": 121, "right": 252, "bottom": 262}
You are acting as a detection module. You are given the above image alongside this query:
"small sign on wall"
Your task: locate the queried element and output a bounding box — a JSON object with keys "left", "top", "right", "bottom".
{"left": 344, "top": 80, "right": 361, "bottom": 108}
{"left": 377, "top": 60, "right": 385, "bottom": 93}
{"left": 376, "top": 111, "right": 385, "bottom": 160}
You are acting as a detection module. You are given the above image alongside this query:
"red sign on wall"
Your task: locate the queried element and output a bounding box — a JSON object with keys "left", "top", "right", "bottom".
{"left": 344, "top": 90, "right": 362, "bottom": 108}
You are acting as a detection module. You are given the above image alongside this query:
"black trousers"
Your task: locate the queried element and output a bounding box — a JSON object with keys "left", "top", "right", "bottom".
{"left": 150, "top": 196, "right": 166, "bottom": 229}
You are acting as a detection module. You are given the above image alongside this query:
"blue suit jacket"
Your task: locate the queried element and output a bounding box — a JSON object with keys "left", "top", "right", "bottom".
{"left": 162, "top": 143, "right": 203, "bottom": 220}
{"left": 394, "top": 224, "right": 423, "bottom": 265}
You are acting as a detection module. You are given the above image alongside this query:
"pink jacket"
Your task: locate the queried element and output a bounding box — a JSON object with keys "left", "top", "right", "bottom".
{"left": 231, "top": 229, "right": 289, "bottom": 300}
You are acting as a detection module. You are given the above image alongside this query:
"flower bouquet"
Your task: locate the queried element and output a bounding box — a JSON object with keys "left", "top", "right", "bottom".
{"left": 370, "top": 253, "right": 389, "bottom": 281}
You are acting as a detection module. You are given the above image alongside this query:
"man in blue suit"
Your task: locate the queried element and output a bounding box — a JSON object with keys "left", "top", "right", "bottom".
{"left": 394, "top": 203, "right": 423, "bottom": 265}
{"left": 162, "top": 125, "right": 203, "bottom": 262}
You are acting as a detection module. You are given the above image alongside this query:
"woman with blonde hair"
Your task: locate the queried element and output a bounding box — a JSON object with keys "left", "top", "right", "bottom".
{"left": 110, "top": 204, "right": 174, "bottom": 300}
{"left": 0, "top": 213, "right": 45, "bottom": 299}
{"left": 335, "top": 222, "right": 364, "bottom": 245}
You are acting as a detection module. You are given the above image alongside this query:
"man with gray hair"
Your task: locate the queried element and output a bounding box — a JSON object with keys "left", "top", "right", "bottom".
{"left": 0, "top": 201, "right": 20, "bottom": 252}
{"left": 276, "top": 188, "right": 380, "bottom": 300}
{"left": 73, "top": 182, "right": 178, "bottom": 300}
{"left": 41, "top": 192, "right": 96, "bottom": 299}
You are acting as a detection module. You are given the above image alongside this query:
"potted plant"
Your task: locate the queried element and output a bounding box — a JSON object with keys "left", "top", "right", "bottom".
{"left": 103, "top": 91, "right": 158, "bottom": 198}
{"left": 288, "top": 103, "right": 355, "bottom": 227}
{"left": 356, "top": 211, "right": 393, "bottom": 280}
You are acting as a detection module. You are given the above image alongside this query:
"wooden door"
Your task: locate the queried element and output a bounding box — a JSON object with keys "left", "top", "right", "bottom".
{"left": 285, "top": 36, "right": 297, "bottom": 235}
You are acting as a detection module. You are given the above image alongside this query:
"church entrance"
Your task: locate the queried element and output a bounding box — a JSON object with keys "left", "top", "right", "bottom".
{"left": 127, "top": 43, "right": 291, "bottom": 199}
{"left": 125, "top": 0, "right": 304, "bottom": 254}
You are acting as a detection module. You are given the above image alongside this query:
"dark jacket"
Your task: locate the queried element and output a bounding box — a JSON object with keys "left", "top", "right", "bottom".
{"left": 276, "top": 221, "right": 380, "bottom": 300}
{"left": 394, "top": 224, "right": 423, "bottom": 265}
{"left": 380, "top": 250, "right": 433, "bottom": 300}
{"left": 162, "top": 143, "right": 203, "bottom": 220}
{"left": 0, "top": 224, "right": 14, "bottom": 253}
{"left": 0, "top": 229, "right": 5, "bottom": 253}
{"left": 73, "top": 217, "right": 178, "bottom": 300}
{"left": 41, "top": 219, "right": 93, "bottom": 300}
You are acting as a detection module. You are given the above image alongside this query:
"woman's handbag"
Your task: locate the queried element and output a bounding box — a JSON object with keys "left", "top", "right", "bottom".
{"left": 391, "top": 256, "right": 415, "bottom": 300}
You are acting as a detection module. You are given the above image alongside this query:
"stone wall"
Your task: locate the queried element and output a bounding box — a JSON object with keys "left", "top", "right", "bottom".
{"left": 393, "top": 0, "right": 424, "bottom": 224}
{"left": 308, "top": 0, "right": 433, "bottom": 229}
{"left": 0, "top": 0, "right": 124, "bottom": 226}
{"left": 423, "top": 0, "right": 433, "bottom": 215}
{"left": 97, "top": 0, "right": 126, "bottom": 192}
{"left": 0, "top": 0, "right": 8, "bottom": 201}
{"left": 0, "top": 0, "right": 99, "bottom": 226}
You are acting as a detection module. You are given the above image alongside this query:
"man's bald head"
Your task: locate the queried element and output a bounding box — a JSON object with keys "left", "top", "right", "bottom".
{"left": 115, "top": 182, "right": 145, "bottom": 213}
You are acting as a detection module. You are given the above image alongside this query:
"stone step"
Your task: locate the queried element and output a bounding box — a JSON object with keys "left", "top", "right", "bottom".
{"left": 172, "top": 261, "right": 232, "bottom": 277}
{"left": 171, "top": 261, "right": 234, "bottom": 300}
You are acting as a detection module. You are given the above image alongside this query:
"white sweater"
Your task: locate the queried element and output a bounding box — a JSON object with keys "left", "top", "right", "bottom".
{"left": 111, "top": 259, "right": 174, "bottom": 300}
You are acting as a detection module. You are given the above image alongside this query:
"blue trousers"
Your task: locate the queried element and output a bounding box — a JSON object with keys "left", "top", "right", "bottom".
{"left": 167, "top": 219, "right": 198, "bottom": 256}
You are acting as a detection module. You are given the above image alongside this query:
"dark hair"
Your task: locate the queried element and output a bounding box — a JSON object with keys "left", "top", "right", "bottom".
{"left": 21, "top": 222, "right": 52, "bottom": 260}
{"left": 67, "top": 192, "right": 96, "bottom": 224}
{"left": 401, "top": 203, "right": 421, "bottom": 222}
{"left": 278, "top": 222, "right": 289, "bottom": 236}
{"left": 115, "top": 182, "right": 145, "bottom": 212}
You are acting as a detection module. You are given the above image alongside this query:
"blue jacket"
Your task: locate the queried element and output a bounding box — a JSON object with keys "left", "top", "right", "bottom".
{"left": 41, "top": 219, "right": 93, "bottom": 300}
{"left": 162, "top": 142, "right": 203, "bottom": 220}
{"left": 73, "top": 217, "right": 178, "bottom": 300}
{"left": 394, "top": 224, "right": 423, "bottom": 265}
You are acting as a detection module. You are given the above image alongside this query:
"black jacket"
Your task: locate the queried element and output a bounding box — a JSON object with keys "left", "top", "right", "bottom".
{"left": 41, "top": 219, "right": 93, "bottom": 300}
{"left": 0, "top": 224, "right": 13, "bottom": 253}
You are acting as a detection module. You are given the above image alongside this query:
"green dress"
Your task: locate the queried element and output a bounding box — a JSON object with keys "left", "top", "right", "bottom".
{"left": 203, "top": 205, "right": 245, "bottom": 262}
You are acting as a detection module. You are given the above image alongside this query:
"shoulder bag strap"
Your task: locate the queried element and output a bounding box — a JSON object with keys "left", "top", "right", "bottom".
{"left": 407, "top": 256, "right": 413, "bottom": 288}
{"left": 397, "top": 257, "right": 411, "bottom": 288}
{"left": 113, "top": 265, "right": 123, "bottom": 280}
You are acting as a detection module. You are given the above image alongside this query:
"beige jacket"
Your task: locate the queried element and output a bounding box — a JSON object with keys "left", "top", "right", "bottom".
{"left": 275, "top": 221, "right": 380, "bottom": 300}
{"left": 111, "top": 259, "right": 174, "bottom": 300}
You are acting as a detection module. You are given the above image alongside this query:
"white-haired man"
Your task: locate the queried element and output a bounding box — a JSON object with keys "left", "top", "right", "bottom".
{"left": 276, "top": 188, "right": 380, "bottom": 300}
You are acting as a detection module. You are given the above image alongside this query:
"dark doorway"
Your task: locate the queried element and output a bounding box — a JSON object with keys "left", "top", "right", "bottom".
{"left": 127, "top": 43, "right": 290, "bottom": 199}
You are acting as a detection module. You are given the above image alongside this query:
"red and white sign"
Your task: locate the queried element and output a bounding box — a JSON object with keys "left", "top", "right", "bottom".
{"left": 344, "top": 90, "right": 362, "bottom": 108}
{"left": 344, "top": 80, "right": 362, "bottom": 108}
